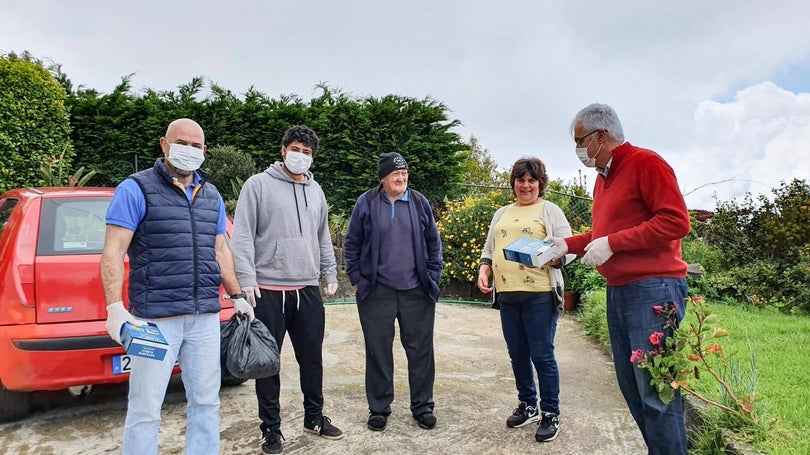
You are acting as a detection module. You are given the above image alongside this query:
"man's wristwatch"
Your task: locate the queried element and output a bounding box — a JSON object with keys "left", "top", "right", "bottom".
{"left": 227, "top": 292, "right": 247, "bottom": 300}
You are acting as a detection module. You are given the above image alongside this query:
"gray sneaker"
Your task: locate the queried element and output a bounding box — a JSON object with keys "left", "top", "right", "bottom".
{"left": 535, "top": 412, "right": 560, "bottom": 442}
{"left": 506, "top": 402, "right": 540, "bottom": 428}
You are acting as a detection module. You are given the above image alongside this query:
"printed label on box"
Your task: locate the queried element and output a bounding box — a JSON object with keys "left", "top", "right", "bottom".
{"left": 121, "top": 322, "right": 169, "bottom": 361}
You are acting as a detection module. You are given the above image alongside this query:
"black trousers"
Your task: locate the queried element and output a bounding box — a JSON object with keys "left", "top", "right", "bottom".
{"left": 357, "top": 283, "right": 436, "bottom": 417}
{"left": 254, "top": 286, "right": 325, "bottom": 433}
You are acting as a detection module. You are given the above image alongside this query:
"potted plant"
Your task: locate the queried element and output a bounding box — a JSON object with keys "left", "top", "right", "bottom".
{"left": 562, "top": 258, "right": 605, "bottom": 311}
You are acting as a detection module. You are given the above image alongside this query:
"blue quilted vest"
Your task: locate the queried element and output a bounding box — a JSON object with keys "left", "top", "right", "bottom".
{"left": 127, "top": 158, "right": 222, "bottom": 318}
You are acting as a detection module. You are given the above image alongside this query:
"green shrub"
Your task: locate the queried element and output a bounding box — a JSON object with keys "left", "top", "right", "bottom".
{"left": 682, "top": 238, "right": 723, "bottom": 274}
{"left": 0, "top": 52, "right": 72, "bottom": 192}
{"left": 436, "top": 189, "right": 513, "bottom": 284}
{"left": 564, "top": 258, "right": 605, "bottom": 295}
{"left": 704, "top": 254, "right": 810, "bottom": 315}
{"left": 204, "top": 144, "right": 256, "bottom": 214}
{"left": 700, "top": 179, "right": 810, "bottom": 313}
{"left": 204, "top": 144, "right": 258, "bottom": 190}
{"left": 579, "top": 290, "right": 609, "bottom": 350}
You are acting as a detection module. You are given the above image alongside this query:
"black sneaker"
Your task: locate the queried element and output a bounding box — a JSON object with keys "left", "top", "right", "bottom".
{"left": 414, "top": 412, "right": 436, "bottom": 429}
{"left": 304, "top": 415, "right": 344, "bottom": 440}
{"left": 262, "top": 429, "right": 284, "bottom": 454}
{"left": 506, "top": 402, "right": 540, "bottom": 428}
{"left": 367, "top": 413, "right": 388, "bottom": 431}
{"left": 535, "top": 412, "right": 560, "bottom": 442}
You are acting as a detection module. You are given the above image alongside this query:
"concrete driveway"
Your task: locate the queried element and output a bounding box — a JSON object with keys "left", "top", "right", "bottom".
{"left": 0, "top": 303, "right": 646, "bottom": 454}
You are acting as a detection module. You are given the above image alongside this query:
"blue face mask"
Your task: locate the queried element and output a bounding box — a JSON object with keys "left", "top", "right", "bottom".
{"left": 168, "top": 143, "right": 205, "bottom": 171}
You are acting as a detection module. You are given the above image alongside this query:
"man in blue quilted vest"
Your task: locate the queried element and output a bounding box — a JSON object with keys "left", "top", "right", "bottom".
{"left": 101, "top": 118, "right": 252, "bottom": 455}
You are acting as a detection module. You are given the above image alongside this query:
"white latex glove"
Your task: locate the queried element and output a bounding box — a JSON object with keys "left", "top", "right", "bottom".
{"left": 582, "top": 236, "right": 613, "bottom": 267}
{"left": 242, "top": 286, "right": 262, "bottom": 306}
{"left": 544, "top": 236, "right": 569, "bottom": 259}
{"left": 105, "top": 301, "right": 145, "bottom": 345}
{"left": 232, "top": 297, "right": 255, "bottom": 321}
{"left": 324, "top": 282, "right": 338, "bottom": 296}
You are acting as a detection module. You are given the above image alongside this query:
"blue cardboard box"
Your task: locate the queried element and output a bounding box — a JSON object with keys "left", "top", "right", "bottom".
{"left": 121, "top": 322, "right": 168, "bottom": 361}
{"left": 503, "top": 237, "right": 558, "bottom": 267}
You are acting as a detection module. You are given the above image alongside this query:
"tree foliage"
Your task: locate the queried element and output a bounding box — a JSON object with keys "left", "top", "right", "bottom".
{"left": 308, "top": 86, "right": 467, "bottom": 215}
{"left": 0, "top": 52, "right": 72, "bottom": 192}
{"left": 66, "top": 80, "right": 467, "bottom": 215}
{"left": 458, "top": 135, "right": 508, "bottom": 190}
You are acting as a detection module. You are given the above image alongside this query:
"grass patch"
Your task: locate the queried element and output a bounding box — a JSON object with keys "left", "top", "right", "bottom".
{"left": 578, "top": 294, "right": 810, "bottom": 454}
{"left": 688, "top": 301, "right": 810, "bottom": 455}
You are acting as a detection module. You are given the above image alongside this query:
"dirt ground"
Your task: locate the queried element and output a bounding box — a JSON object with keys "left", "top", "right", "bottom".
{"left": 0, "top": 303, "right": 647, "bottom": 454}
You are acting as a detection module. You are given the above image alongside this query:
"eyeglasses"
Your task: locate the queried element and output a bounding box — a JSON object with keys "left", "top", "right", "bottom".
{"left": 574, "top": 130, "right": 599, "bottom": 147}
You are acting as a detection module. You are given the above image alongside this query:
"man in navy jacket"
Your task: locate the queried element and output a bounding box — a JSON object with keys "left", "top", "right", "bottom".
{"left": 344, "top": 152, "right": 443, "bottom": 433}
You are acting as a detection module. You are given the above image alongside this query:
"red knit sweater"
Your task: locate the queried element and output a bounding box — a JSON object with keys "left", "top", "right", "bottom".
{"left": 566, "top": 142, "right": 691, "bottom": 286}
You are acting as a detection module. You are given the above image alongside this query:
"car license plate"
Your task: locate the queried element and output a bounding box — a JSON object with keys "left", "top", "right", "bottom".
{"left": 112, "top": 354, "right": 132, "bottom": 375}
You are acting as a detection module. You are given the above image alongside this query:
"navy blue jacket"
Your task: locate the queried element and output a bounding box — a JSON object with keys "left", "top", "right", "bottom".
{"left": 127, "top": 158, "right": 222, "bottom": 318}
{"left": 344, "top": 187, "right": 443, "bottom": 303}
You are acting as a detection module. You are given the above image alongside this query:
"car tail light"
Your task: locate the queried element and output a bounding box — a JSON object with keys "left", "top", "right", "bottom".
{"left": 18, "top": 264, "right": 35, "bottom": 307}
{"left": 14, "top": 198, "right": 40, "bottom": 307}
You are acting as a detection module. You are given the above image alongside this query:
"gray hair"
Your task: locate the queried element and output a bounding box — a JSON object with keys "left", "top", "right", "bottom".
{"left": 570, "top": 103, "right": 625, "bottom": 142}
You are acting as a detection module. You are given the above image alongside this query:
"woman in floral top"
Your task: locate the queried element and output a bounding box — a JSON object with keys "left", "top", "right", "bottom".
{"left": 477, "top": 156, "right": 576, "bottom": 443}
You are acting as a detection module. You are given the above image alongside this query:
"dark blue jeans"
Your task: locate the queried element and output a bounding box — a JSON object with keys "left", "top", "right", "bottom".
{"left": 497, "top": 291, "right": 560, "bottom": 415}
{"left": 607, "top": 278, "right": 688, "bottom": 455}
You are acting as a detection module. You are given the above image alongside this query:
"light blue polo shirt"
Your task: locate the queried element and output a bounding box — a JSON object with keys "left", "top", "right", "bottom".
{"left": 106, "top": 172, "right": 227, "bottom": 234}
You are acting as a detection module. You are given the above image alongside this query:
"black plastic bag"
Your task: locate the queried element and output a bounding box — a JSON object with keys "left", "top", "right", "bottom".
{"left": 221, "top": 313, "right": 280, "bottom": 379}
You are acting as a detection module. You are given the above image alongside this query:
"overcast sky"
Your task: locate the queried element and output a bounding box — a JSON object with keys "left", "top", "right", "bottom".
{"left": 3, "top": 0, "right": 809, "bottom": 209}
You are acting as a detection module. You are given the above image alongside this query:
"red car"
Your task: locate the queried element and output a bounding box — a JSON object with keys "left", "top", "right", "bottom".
{"left": 0, "top": 187, "right": 239, "bottom": 422}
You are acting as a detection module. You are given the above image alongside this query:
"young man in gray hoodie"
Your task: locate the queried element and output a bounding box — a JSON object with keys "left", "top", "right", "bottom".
{"left": 230, "top": 125, "right": 342, "bottom": 454}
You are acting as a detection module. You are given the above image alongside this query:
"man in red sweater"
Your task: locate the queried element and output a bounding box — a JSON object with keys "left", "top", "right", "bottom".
{"left": 548, "top": 104, "right": 691, "bottom": 455}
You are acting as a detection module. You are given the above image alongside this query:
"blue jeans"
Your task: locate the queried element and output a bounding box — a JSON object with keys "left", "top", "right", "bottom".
{"left": 607, "top": 278, "right": 688, "bottom": 455}
{"left": 497, "top": 291, "right": 560, "bottom": 415}
{"left": 122, "top": 313, "right": 221, "bottom": 455}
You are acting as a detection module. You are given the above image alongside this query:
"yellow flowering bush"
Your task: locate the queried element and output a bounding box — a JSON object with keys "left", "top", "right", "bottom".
{"left": 437, "top": 189, "right": 513, "bottom": 284}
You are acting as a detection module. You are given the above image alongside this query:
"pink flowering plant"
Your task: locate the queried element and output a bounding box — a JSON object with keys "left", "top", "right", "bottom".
{"left": 631, "top": 295, "right": 757, "bottom": 426}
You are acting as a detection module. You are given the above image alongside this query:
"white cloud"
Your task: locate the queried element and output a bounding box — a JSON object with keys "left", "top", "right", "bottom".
{"left": 677, "top": 82, "right": 810, "bottom": 209}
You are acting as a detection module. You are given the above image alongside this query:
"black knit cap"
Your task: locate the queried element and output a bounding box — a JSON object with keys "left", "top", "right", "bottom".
{"left": 378, "top": 152, "right": 409, "bottom": 179}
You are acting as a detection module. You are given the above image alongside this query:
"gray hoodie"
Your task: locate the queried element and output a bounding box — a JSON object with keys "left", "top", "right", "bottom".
{"left": 231, "top": 162, "right": 337, "bottom": 288}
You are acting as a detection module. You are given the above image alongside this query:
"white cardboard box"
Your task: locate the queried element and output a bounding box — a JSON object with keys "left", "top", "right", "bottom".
{"left": 121, "top": 322, "right": 169, "bottom": 361}
{"left": 503, "top": 237, "right": 558, "bottom": 267}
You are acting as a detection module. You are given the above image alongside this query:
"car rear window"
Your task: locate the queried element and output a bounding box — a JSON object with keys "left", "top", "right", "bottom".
{"left": 0, "top": 198, "right": 19, "bottom": 235}
{"left": 37, "top": 197, "right": 110, "bottom": 256}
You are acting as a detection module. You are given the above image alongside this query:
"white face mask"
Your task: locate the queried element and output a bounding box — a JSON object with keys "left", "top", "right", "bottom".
{"left": 167, "top": 143, "right": 205, "bottom": 172}
{"left": 283, "top": 150, "right": 312, "bottom": 175}
{"left": 575, "top": 137, "right": 602, "bottom": 168}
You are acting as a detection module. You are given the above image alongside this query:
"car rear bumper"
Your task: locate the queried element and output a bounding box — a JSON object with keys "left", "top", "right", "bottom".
{"left": 0, "top": 311, "right": 234, "bottom": 392}
{"left": 0, "top": 325, "right": 129, "bottom": 391}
